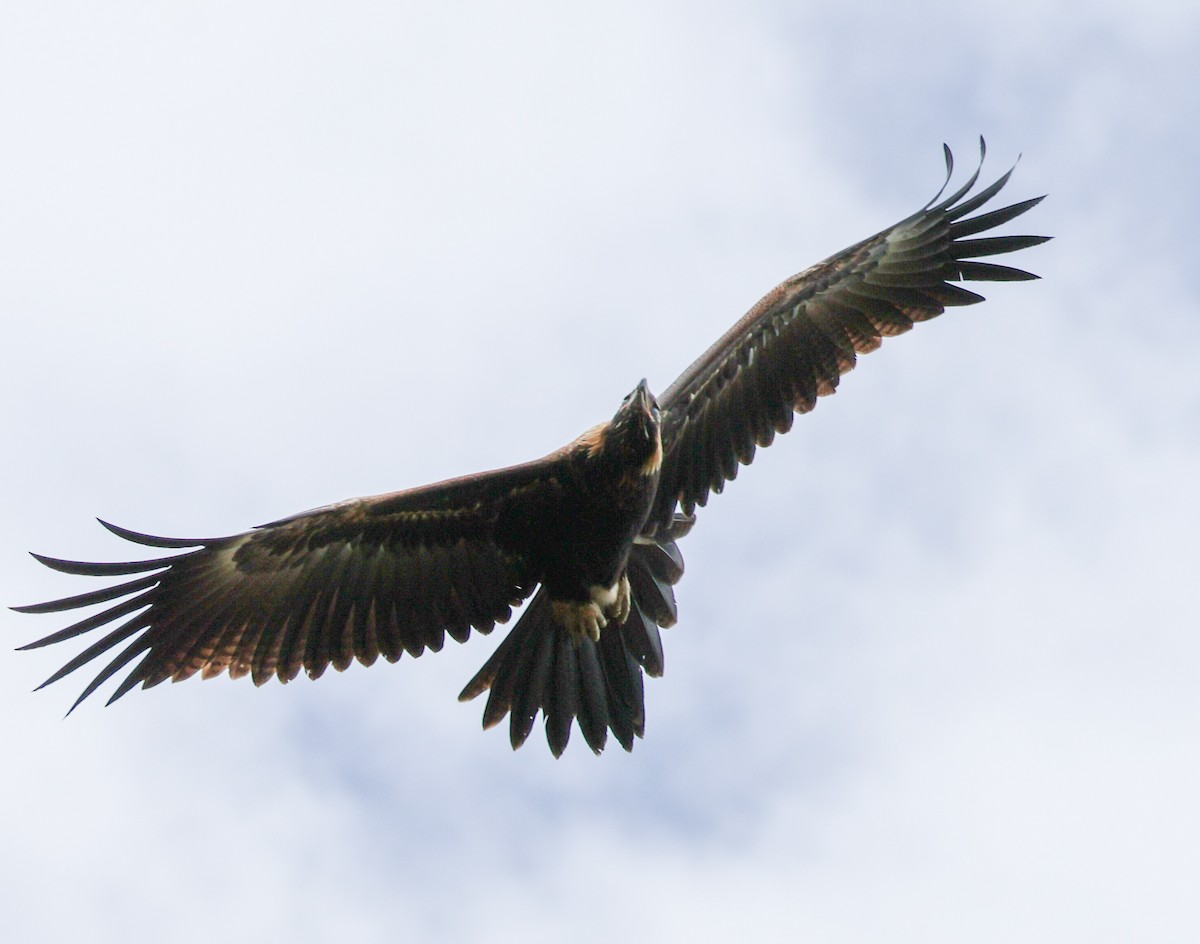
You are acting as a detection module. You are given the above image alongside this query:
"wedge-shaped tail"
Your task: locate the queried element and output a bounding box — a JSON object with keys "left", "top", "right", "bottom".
{"left": 459, "top": 515, "right": 693, "bottom": 755}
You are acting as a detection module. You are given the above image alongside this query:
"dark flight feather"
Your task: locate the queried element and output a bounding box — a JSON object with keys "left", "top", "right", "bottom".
{"left": 649, "top": 141, "right": 1047, "bottom": 531}
{"left": 19, "top": 469, "right": 550, "bottom": 703}
{"left": 15, "top": 140, "right": 1047, "bottom": 754}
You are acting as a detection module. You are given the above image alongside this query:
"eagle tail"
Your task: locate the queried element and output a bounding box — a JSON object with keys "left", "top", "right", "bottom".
{"left": 458, "top": 515, "right": 693, "bottom": 756}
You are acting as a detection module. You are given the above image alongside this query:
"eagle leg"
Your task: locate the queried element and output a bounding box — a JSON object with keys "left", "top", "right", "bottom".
{"left": 552, "top": 574, "right": 632, "bottom": 646}
{"left": 552, "top": 600, "right": 606, "bottom": 645}
{"left": 610, "top": 573, "right": 631, "bottom": 626}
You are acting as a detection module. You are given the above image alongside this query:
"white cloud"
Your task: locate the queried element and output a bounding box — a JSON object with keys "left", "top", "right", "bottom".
{"left": 2, "top": 1, "right": 1197, "bottom": 941}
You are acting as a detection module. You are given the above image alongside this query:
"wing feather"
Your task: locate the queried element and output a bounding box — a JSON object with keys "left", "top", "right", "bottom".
{"left": 651, "top": 140, "right": 1048, "bottom": 527}
{"left": 85, "top": 633, "right": 155, "bottom": 710}
{"left": 15, "top": 462, "right": 559, "bottom": 710}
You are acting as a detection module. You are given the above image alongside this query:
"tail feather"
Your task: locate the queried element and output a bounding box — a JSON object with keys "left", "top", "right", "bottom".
{"left": 458, "top": 515, "right": 692, "bottom": 755}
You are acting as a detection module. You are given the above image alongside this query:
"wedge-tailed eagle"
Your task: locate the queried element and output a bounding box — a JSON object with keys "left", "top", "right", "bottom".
{"left": 15, "top": 141, "right": 1048, "bottom": 755}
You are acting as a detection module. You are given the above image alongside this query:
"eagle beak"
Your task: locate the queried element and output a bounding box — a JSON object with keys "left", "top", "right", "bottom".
{"left": 633, "top": 378, "right": 656, "bottom": 417}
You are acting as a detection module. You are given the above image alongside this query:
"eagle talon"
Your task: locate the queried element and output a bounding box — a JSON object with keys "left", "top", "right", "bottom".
{"left": 611, "top": 574, "right": 631, "bottom": 625}
{"left": 553, "top": 600, "right": 606, "bottom": 646}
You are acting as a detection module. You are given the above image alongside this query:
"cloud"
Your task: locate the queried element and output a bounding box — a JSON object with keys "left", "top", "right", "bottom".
{"left": 2, "top": 2, "right": 1196, "bottom": 942}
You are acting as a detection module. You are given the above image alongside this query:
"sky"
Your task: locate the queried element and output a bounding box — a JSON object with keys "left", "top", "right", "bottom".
{"left": 2, "top": 2, "right": 1198, "bottom": 941}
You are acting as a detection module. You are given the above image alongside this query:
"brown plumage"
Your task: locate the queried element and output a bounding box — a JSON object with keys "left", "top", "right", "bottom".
{"left": 15, "top": 140, "right": 1048, "bottom": 755}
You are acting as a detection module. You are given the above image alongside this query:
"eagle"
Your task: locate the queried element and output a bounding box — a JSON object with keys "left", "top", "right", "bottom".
{"left": 15, "top": 141, "right": 1048, "bottom": 756}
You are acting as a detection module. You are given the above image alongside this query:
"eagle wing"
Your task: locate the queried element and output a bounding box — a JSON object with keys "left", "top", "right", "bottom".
{"left": 15, "top": 461, "right": 559, "bottom": 711}
{"left": 650, "top": 140, "right": 1049, "bottom": 531}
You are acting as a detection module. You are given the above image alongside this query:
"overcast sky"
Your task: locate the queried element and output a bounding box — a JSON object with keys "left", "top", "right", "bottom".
{"left": 2, "top": 2, "right": 1198, "bottom": 942}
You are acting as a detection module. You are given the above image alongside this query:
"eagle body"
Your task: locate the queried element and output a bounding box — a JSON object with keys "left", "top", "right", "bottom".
{"left": 490, "top": 379, "right": 662, "bottom": 631}
{"left": 16, "top": 141, "right": 1049, "bottom": 756}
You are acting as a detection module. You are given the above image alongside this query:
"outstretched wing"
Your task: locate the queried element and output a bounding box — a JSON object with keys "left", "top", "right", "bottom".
{"left": 15, "top": 463, "right": 556, "bottom": 711}
{"left": 650, "top": 140, "right": 1049, "bottom": 531}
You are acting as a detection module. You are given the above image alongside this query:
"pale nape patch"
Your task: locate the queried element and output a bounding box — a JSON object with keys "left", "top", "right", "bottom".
{"left": 578, "top": 422, "right": 609, "bottom": 459}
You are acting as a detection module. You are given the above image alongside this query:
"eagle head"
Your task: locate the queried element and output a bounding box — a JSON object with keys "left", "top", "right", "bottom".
{"left": 603, "top": 378, "right": 663, "bottom": 477}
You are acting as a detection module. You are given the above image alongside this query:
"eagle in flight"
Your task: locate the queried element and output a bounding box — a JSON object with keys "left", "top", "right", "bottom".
{"left": 15, "top": 141, "right": 1047, "bottom": 756}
